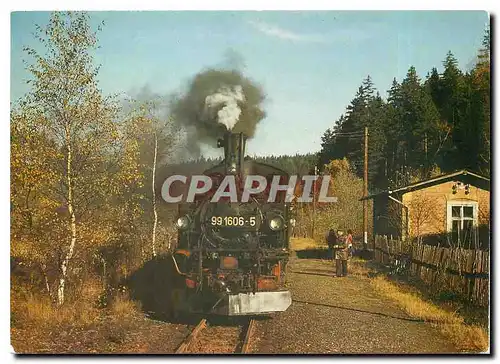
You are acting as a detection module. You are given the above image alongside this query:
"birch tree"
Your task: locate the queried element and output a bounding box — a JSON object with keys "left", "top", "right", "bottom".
{"left": 11, "top": 109, "right": 63, "bottom": 298}
{"left": 152, "top": 126, "right": 158, "bottom": 257}
{"left": 22, "top": 12, "right": 121, "bottom": 305}
{"left": 125, "top": 99, "right": 177, "bottom": 258}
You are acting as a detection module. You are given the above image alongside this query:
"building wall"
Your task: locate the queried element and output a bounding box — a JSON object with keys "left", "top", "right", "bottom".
{"left": 402, "top": 181, "right": 490, "bottom": 238}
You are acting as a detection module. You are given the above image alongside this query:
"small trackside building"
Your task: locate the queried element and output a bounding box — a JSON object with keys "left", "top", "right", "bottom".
{"left": 361, "top": 170, "right": 490, "bottom": 248}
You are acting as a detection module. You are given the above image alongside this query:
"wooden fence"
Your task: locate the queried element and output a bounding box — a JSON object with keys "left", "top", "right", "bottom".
{"left": 374, "top": 235, "right": 489, "bottom": 307}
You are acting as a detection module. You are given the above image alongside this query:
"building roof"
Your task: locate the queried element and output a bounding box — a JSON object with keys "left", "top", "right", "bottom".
{"left": 360, "top": 170, "right": 490, "bottom": 201}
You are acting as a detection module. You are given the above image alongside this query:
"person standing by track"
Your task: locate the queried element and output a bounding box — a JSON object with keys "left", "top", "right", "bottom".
{"left": 325, "top": 228, "right": 337, "bottom": 261}
{"left": 346, "top": 229, "right": 354, "bottom": 258}
{"left": 334, "top": 230, "right": 349, "bottom": 277}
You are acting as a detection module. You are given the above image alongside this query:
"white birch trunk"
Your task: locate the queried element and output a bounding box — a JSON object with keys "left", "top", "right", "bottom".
{"left": 58, "top": 136, "right": 77, "bottom": 306}
{"left": 151, "top": 130, "right": 158, "bottom": 257}
{"left": 41, "top": 263, "right": 51, "bottom": 299}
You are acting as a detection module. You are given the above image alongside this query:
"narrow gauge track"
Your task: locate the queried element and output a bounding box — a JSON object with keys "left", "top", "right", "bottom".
{"left": 175, "top": 317, "right": 256, "bottom": 354}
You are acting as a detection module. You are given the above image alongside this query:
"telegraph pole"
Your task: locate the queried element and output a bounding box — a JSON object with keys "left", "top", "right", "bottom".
{"left": 363, "top": 127, "right": 369, "bottom": 251}
{"left": 312, "top": 165, "right": 317, "bottom": 238}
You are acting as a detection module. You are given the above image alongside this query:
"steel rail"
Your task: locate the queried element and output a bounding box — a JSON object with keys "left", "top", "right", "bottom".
{"left": 175, "top": 319, "right": 207, "bottom": 354}
{"left": 175, "top": 317, "right": 256, "bottom": 354}
{"left": 240, "top": 319, "right": 256, "bottom": 354}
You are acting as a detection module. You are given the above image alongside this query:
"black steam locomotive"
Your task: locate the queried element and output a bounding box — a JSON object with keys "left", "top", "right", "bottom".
{"left": 170, "top": 132, "right": 293, "bottom": 316}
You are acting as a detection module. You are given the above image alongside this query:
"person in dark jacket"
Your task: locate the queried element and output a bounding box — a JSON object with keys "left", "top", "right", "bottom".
{"left": 325, "top": 229, "right": 337, "bottom": 260}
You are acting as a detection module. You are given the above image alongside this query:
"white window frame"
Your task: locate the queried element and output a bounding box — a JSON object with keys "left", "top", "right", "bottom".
{"left": 446, "top": 201, "right": 478, "bottom": 233}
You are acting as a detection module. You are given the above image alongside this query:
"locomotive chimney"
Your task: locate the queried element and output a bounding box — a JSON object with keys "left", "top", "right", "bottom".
{"left": 217, "top": 132, "right": 247, "bottom": 175}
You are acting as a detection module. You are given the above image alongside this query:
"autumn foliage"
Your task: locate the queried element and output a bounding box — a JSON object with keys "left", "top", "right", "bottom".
{"left": 293, "top": 158, "right": 372, "bottom": 243}
{"left": 11, "top": 13, "right": 178, "bottom": 352}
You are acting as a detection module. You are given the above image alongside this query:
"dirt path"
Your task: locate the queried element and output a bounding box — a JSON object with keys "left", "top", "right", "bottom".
{"left": 250, "top": 257, "right": 457, "bottom": 354}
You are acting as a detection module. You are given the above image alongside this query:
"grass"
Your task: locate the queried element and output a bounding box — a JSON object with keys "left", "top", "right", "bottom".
{"left": 371, "top": 275, "right": 489, "bottom": 352}
{"left": 343, "top": 257, "right": 489, "bottom": 353}
{"left": 290, "top": 237, "right": 327, "bottom": 251}
{"left": 348, "top": 258, "right": 372, "bottom": 277}
{"left": 14, "top": 294, "right": 101, "bottom": 329}
{"left": 100, "top": 295, "right": 142, "bottom": 345}
{"left": 108, "top": 293, "right": 142, "bottom": 325}
{"left": 11, "top": 278, "right": 144, "bottom": 353}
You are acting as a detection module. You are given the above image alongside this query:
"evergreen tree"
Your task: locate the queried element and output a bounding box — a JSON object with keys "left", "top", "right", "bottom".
{"left": 425, "top": 67, "right": 442, "bottom": 106}
{"left": 319, "top": 41, "right": 490, "bottom": 191}
{"left": 385, "top": 78, "right": 405, "bottom": 182}
{"left": 400, "top": 67, "right": 440, "bottom": 176}
{"left": 318, "top": 76, "right": 388, "bottom": 189}
{"left": 440, "top": 51, "right": 465, "bottom": 128}
{"left": 466, "top": 27, "right": 491, "bottom": 175}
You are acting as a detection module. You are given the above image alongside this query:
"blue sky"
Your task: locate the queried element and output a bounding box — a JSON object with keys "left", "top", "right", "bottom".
{"left": 11, "top": 11, "right": 489, "bottom": 157}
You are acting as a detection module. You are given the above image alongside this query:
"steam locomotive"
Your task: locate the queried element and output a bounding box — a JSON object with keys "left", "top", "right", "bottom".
{"left": 169, "top": 132, "right": 293, "bottom": 316}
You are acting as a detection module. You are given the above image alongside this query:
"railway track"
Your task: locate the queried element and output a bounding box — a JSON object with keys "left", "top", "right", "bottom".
{"left": 175, "top": 317, "right": 256, "bottom": 354}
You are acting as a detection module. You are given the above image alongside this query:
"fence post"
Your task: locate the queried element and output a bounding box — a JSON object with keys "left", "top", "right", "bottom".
{"left": 384, "top": 236, "right": 389, "bottom": 265}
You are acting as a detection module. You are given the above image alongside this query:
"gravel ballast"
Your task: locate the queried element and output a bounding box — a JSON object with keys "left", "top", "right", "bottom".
{"left": 251, "top": 257, "right": 457, "bottom": 354}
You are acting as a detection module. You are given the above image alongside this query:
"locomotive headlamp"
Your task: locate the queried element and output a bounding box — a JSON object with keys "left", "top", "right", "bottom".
{"left": 176, "top": 215, "right": 190, "bottom": 229}
{"left": 269, "top": 216, "right": 285, "bottom": 231}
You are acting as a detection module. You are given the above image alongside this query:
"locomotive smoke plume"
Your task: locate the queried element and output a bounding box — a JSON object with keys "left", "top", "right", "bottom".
{"left": 204, "top": 85, "right": 245, "bottom": 131}
{"left": 170, "top": 68, "right": 266, "bottom": 156}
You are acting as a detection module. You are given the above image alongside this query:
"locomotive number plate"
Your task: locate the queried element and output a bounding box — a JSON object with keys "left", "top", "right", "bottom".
{"left": 211, "top": 216, "right": 256, "bottom": 227}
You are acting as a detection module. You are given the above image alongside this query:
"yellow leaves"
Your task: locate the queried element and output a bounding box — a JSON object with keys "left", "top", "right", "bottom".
{"left": 12, "top": 12, "right": 182, "bottom": 298}
{"left": 11, "top": 233, "right": 57, "bottom": 266}
{"left": 324, "top": 158, "right": 352, "bottom": 176}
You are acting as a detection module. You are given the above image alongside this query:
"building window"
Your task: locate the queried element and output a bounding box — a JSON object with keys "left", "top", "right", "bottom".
{"left": 447, "top": 201, "right": 478, "bottom": 244}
